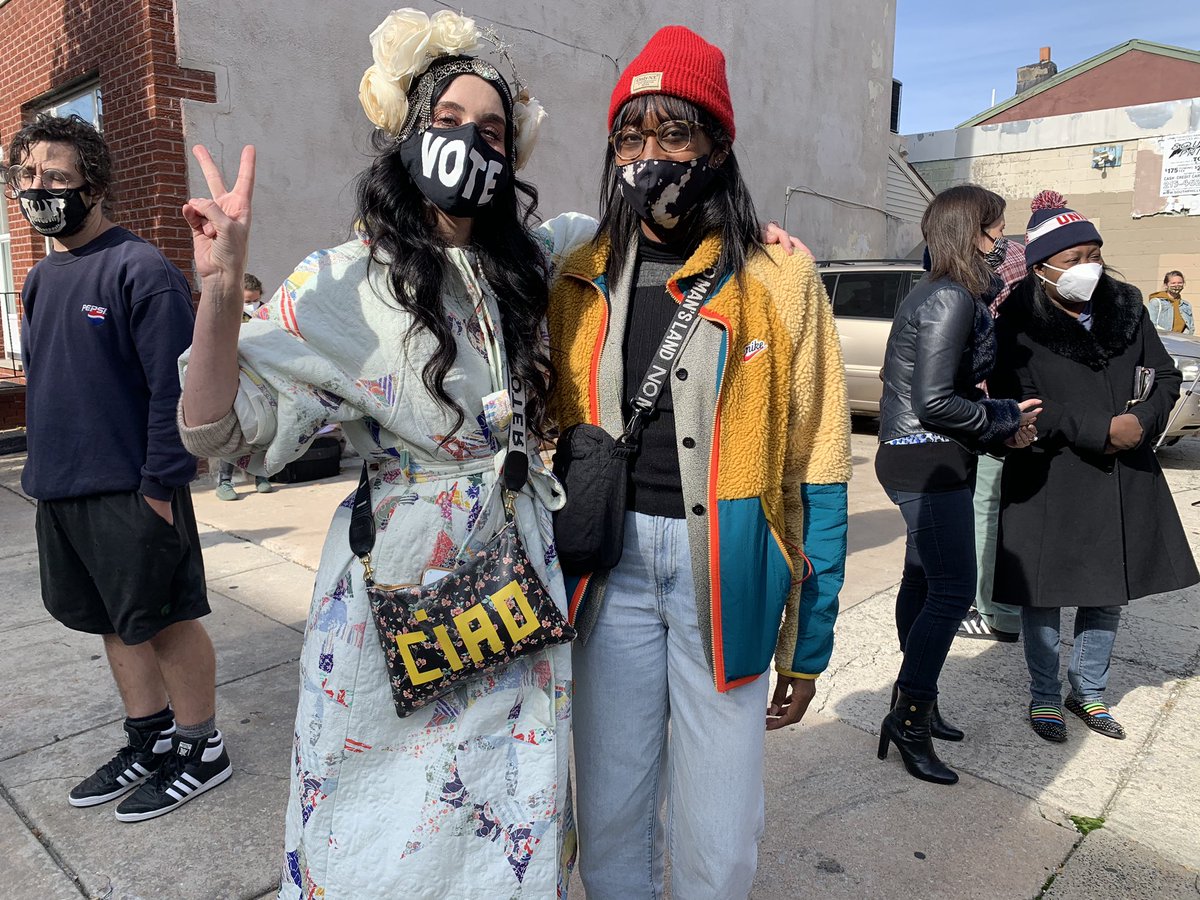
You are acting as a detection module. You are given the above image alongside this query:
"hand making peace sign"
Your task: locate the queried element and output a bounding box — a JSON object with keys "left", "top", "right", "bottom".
{"left": 182, "top": 145, "right": 255, "bottom": 285}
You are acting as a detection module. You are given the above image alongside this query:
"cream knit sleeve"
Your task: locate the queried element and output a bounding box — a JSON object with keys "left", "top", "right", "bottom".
{"left": 176, "top": 402, "right": 248, "bottom": 459}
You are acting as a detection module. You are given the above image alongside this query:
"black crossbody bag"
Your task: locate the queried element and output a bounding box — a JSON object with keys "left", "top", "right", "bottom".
{"left": 552, "top": 267, "right": 721, "bottom": 576}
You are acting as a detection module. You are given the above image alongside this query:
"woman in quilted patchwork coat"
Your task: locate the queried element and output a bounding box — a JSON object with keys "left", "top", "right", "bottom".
{"left": 177, "top": 10, "right": 596, "bottom": 898}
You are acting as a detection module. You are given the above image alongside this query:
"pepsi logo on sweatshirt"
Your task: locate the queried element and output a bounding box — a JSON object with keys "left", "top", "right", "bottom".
{"left": 82, "top": 304, "right": 108, "bottom": 325}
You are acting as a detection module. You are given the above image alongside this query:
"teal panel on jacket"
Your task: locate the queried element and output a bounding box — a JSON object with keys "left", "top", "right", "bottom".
{"left": 716, "top": 497, "right": 793, "bottom": 681}
{"left": 789, "top": 482, "right": 848, "bottom": 675}
{"left": 564, "top": 572, "right": 583, "bottom": 603}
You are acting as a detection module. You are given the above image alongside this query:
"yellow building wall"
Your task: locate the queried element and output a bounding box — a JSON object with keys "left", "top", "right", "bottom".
{"left": 914, "top": 141, "right": 1200, "bottom": 301}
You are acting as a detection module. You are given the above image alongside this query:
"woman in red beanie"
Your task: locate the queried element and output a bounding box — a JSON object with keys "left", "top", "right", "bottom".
{"left": 547, "top": 25, "right": 852, "bottom": 900}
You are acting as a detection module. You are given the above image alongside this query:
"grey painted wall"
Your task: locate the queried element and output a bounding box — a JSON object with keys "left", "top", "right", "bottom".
{"left": 176, "top": 1, "right": 896, "bottom": 288}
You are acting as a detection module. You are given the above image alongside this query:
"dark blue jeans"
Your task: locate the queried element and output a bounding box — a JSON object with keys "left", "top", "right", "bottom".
{"left": 886, "top": 487, "right": 977, "bottom": 701}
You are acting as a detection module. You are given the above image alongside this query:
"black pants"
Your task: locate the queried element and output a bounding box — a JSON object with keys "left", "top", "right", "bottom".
{"left": 885, "top": 486, "right": 977, "bottom": 701}
{"left": 35, "top": 488, "right": 210, "bottom": 645}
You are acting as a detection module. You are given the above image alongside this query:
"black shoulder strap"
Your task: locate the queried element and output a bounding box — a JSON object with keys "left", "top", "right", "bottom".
{"left": 348, "top": 462, "right": 375, "bottom": 562}
{"left": 623, "top": 266, "right": 722, "bottom": 444}
{"left": 501, "top": 369, "right": 529, "bottom": 492}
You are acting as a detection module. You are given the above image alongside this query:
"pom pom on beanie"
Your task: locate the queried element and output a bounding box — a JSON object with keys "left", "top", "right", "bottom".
{"left": 1025, "top": 189, "right": 1102, "bottom": 267}
{"left": 1030, "top": 190, "right": 1067, "bottom": 212}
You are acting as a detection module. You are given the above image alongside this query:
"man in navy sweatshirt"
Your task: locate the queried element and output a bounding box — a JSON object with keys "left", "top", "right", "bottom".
{"left": 7, "top": 114, "right": 230, "bottom": 822}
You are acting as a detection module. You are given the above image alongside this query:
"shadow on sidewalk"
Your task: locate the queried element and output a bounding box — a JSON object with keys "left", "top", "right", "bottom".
{"left": 828, "top": 586, "right": 1196, "bottom": 830}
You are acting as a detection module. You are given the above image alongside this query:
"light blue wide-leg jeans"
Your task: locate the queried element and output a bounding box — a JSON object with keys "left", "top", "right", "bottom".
{"left": 573, "top": 512, "right": 770, "bottom": 900}
{"left": 1021, "top": 605, "right": 1122, "bottom": 704}
{"left": 973, "top": 453, "right": 1023, "bottom": 633}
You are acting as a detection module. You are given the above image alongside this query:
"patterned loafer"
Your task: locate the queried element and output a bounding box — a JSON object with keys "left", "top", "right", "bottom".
{"left": 1065, "top": 695, "right": 1126, "bottom": 740}
{"left": 1028, "top": 702, "right": 1068, "bottom": 743}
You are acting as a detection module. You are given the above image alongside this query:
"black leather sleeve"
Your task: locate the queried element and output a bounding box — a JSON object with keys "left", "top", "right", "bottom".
{"left": 910, "top": 287, "right": 990, "bottom": 435}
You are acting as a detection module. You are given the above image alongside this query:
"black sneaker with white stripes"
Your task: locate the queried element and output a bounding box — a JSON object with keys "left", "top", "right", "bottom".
{"left": 68, "top": 722, "right": 175, "bottom": 807}
{"left": 114, "top": 730, "right": 232, "bottom": 822}
{"left": 957, "top": 608, "right": 1019, "bottom": 643}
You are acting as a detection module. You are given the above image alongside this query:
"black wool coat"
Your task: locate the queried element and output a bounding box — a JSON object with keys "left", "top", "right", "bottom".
{"left": 989, "top": 274, "right": 1199, "bottom": 608}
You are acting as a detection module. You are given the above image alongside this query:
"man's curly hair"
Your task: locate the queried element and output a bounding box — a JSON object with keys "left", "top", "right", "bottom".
{"left": 8, "top": 113, "right": 113, "bottom": 197}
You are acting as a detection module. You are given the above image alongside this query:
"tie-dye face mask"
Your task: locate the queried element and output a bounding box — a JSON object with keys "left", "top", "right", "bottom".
{"left": 616, "top": 155, "right": 717, "bottom": 230}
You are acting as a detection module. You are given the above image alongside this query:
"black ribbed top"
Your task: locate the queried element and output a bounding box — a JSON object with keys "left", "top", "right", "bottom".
{"left": 621, "top": 234, "right": 690, "bottom": 518}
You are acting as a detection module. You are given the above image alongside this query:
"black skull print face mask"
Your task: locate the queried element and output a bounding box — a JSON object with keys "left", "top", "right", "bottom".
{"left": 616, "top": 155, "right": 718, "bottom": 231}
{"left": 18, "top": 187, "right": 95, "bottom": 237}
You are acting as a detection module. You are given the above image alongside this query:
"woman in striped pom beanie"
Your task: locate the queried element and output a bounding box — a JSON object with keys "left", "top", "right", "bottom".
{"left": 988, "top": 190, "right": 1198, "bottom": 744}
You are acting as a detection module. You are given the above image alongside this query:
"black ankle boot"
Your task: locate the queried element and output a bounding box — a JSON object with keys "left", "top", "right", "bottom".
{"left": 878, "top": 691, "right": 959, "bottom": 785}
{"left": 890, "top": 682, "right": 964, "bottom": 742}
{"left": 930, "top": 704, "right": 964, "bottom": 742}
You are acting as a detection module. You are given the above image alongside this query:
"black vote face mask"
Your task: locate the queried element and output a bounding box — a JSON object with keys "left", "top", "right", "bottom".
{"left": 617, "top": 155, "right": 718, "bottom": 231}
{"left": 400, "top": 123, "right": 511, "bottom": 218}
{"left": 18, "top": 187, "right": 95, "bottom": 237}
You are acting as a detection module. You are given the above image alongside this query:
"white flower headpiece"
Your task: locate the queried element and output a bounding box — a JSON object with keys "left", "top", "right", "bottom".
{"left": 358, "top": 8, "right": 546, "bottom": 171}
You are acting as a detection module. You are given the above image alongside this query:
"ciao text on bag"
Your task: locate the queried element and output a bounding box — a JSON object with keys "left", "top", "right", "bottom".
{"left": 420, "top": 131, "right": 504, "bottom": 205}
{"left": 395, "top": 580, "right": 542, "bottom": 685}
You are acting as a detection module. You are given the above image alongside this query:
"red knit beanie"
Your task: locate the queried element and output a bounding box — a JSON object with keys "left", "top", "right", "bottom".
{"left": 609, "top": 26, "right": 735, "bottom": 140}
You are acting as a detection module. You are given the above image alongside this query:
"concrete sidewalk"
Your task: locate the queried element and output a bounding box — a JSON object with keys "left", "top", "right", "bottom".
{"left": 1, "top": 433, "right": 1197, "bottom": 899}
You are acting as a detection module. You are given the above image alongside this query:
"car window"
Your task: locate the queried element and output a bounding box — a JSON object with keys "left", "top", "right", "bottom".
{"left": 901, "top": 271, "right": 924, "bottom": 299}
{"left": 831, "top": 272, "right": 908, "bottom": 319}
{"left": 821, "top": 274, "right": 837, "bottom": 300}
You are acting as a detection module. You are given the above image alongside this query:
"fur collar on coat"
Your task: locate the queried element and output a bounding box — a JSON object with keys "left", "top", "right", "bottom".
{"left": 1000, "top": 273, "right": 1144, "bottom": 369}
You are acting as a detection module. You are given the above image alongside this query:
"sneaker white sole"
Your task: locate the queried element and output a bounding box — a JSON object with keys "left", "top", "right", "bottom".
{"left": 68, "top": 779, "right": 145, "bottom": 808}
{"left": 113, "top": 764, "right": 232, "bottom": 822}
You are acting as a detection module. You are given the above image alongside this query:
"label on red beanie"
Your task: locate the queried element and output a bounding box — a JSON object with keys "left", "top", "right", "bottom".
{"left": 631, "top": 72, "right": 664, "bottom": 93}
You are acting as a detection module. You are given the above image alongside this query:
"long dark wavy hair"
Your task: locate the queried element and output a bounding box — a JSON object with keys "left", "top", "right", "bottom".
{"left": 355, "top": 76, "right": 554, "bottom": 441}
{"left": 596, "top": 94, "right": 764, "bottom": 283}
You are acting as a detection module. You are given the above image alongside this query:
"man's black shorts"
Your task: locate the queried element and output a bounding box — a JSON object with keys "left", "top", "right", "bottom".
{"left": 35, "top": 488, "right": 210, "bottom": 644}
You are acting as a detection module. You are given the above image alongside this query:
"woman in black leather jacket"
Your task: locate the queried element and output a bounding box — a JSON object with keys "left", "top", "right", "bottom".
{"left": 875, "top": 184, "right": 1040, "bottom": 785}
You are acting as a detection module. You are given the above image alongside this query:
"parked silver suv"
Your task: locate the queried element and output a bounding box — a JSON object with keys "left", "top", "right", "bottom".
{"left": 818, "top": 259, "right": 924, "bottom": 415}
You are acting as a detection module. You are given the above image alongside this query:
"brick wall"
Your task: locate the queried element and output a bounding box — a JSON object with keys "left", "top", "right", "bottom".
{"left": 0, "top": 388, "right": 25, "bottom": 430}
{"left": 0, "top": 0, "right": 215, "bottom": 426}
{"left": 980, "top": 52, "right": 1200, "bottom": 126}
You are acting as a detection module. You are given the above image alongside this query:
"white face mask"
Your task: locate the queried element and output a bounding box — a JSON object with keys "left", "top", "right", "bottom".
{"left": 1039, "top": 262, "right": 1102, "bottom": 305}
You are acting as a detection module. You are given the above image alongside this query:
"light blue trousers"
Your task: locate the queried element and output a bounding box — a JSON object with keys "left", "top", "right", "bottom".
{"left": 572, "top": 512, "right": 769, "bottom": 900}
{"left": 1022, "top": 606, "right": 1121, "bottom": 705}
{"left": 974, "top": 453, "right": 1023, "bottom": 633}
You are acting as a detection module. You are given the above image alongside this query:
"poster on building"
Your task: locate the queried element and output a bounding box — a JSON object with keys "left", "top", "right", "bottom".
{"left": 1161, "top": 132, "right": 1200, "bottom": 197}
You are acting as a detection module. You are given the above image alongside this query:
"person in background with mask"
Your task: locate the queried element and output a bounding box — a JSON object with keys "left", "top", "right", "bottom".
{"left": 990, "top": 191, "right": 1198, "bottom": 744}
{"left": 1146, "top": 270, "right": 1191, "bottom": 334}
{"left": 176, "top": 9, "right": 603, "bottom": 895}
{"left": 959, "top": 223, "right": 1028, "bottom": 643}
{"left": 214, "top": 272, "right": 274, "bottom": 499}
{"left": 5, "top": 114, "right": 230, "bottom": 821}
{"left": 241, "top": 271, "right": 264, "bottom": 319}
{"left": 548, "top": 26, "right": 852, "bottom": 898}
